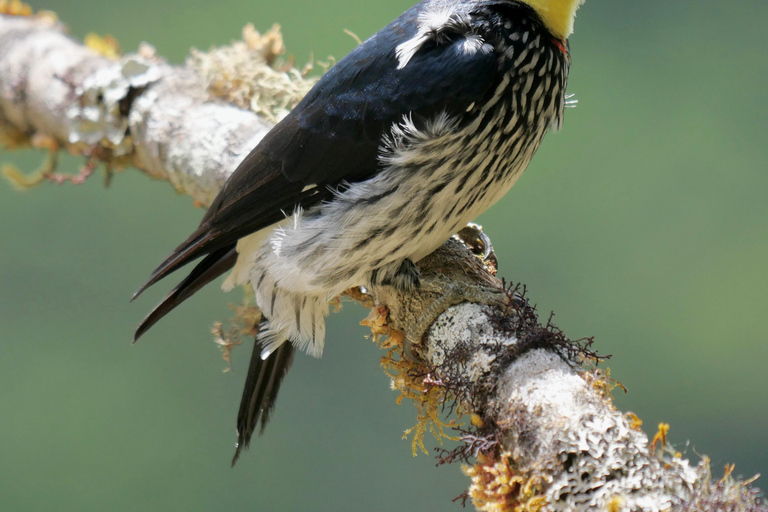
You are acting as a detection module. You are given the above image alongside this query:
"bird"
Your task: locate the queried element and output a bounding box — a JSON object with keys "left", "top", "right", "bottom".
{"left": 132, "top": 0, "right": 585, "bottom": 464}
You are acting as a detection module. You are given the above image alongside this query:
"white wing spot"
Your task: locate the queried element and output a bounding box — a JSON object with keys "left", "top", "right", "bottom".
{"left": 418, "top": 8, "right": 456, "bottom": 32}
{"left": 458, "top": 34, "right": 487, "bottom": 55}
{"left": 396, "top": 33, "right": 429, "bottom": 70}
{"left": 395, "top": 9, "right": 472, "bottom": 69}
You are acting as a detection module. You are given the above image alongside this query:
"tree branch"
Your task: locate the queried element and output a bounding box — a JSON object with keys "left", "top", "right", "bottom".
{"left": 0, "top": 11, "right": 307, "bottom": 205}
{"left": 0, "top": 10, "right": 764, "bottom": 512}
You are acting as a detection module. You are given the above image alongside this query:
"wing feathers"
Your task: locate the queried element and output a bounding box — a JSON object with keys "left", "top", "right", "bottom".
{"left": 134, "top": 14, "right": 497, "bottom": 308}
{"left": 133, "top": 245, "right": 237, "bottom": 343}
{"left": 131, "top": 230, "right": 217, "bottom": 302}
{"left": 133, "top": 2, "right": 501, "bottom": 459}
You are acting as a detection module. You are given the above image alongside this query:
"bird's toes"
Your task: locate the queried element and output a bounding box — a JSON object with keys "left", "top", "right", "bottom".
{"left": 370, "top": 258, "right": 421, "bottom": 292}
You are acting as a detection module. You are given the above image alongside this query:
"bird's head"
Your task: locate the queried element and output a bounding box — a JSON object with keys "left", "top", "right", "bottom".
{"left": 517, "top": 0, "right": 586, "bottom": 41}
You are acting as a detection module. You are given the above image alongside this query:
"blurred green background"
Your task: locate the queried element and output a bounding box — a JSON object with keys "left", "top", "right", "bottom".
{"left": 1, "top": 0, "right": 766, "bottom": 510}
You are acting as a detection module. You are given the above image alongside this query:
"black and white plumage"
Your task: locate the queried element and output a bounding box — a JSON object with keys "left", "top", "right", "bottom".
{"left": 132, "top": 0, "right": 582, "bottom": 463}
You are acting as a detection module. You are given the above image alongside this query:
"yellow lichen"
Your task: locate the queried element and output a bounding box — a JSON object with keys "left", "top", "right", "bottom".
{"left": 359, "top": 304, "right": 460, "bottom": 455}
{"left": 353, "top": 289, "right": 477, "bottom": 459}
{"left": 2, "top": 164, "right": 45, "bottom": 190}
{"left": 342, "top": 28, "right": 362, "bottom": 46}
{"left": 650, "top": 422, "right": 670, "bottom": 453}
{"left": 0, "top": 124, "right": 31, "bottom": 149}
{"left": 360, "top": 305, "right": 390, "bottom": 340}
{"left": 360, "top": 305, "right": 406, "bottom": 349}
{"left": 1, "top": 150, "right": 57, "bottom": 190}
{"left": 683, "top": 457, "right": 764, "bottom": 511}
{"left": 242, "top": 23, "right": 285, "bottom": 65}
{"left": 606, "top": 495, "right": 626, "bottom": 512}
{"left": 344, "top": 286, "right": 374, "bottom": 308}
{"left": 230, "top": 303, "right": 262, "bottom": 336}
{"left": 211, "top": 322, "right": 243, "bottom": 373}
{"left": 582, "top": 366, "right": 626, "bottom": 401}
{"left": 210, "top": 300, "right": 262, "bottom": 372}
{"left": 36, "top": 9, "right": 57, "bottom": 24}
{"left": 464, "top": 453, "right": 523, "bottom": 512}
{"left": 328, "top": 296, "right": 343, "bottom": 313}
{"left": 464, "top": 453, "right": 549, "bottom": 512}
{"left": 84, "top": 33, "right": 122, "bottom": 60}
{"left": 0, "top": 0, "right": 33, "bottom": 16}
{"left": 30, "top": 133, "right": 59, "bottom": 152}
{"left": 356, "top": 291, "right": 537, "bottom": 470}
{"left": 626, "top": 412, "right": 643, "bottom": 431}
{"left": 381, "top": 352, "right": 459, "bottom": 455}
{"left": 721, "top": 464, "right": 735, "bottom": 483}
{"left": 188, "top": 23, "right": 318, "bottom": 124}
{"left": 464, "top": 453, "right": 520, "bottom": 512}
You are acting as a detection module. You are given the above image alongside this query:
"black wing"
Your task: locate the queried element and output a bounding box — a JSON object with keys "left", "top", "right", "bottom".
{"left": 133, "top": 5, "right": 500, "bottom": 329}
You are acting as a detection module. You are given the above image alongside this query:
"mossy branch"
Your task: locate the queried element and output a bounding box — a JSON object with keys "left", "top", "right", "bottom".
{"left": 0, "top": 8, "right": 764, "bottom": 512}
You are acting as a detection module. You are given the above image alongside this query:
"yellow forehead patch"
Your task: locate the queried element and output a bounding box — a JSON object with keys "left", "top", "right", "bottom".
{"left": 521, "top": 0, "right": 586, "bottom": 40}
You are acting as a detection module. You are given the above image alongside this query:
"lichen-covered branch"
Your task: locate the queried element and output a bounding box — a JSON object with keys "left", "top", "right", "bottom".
{"left": 368, "top": 239, "right": 766, "bottom": 511}
{"left": 0, "top": 9, "right": 764, "bottom": 512}
{"left": 0, "top": 10, "right": 314, "bottom": 205}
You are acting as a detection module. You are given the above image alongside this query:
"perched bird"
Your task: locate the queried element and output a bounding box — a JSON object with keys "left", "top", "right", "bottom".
{"left": 132, "top": 0, "right": 585, "bottom": 463}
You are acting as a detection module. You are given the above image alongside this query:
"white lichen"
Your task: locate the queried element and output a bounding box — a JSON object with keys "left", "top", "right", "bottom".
{"left": 67, "top": 55, "right": 161, "bottom": 154}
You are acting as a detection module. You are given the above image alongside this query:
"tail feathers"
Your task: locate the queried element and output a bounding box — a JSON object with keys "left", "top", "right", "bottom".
{"left": 132, "top": 230, "right": 218, "bottom": 302}
{"left": 232, "top": 336, "right": 295, "bottom": 466}
{"left": 133, "top": 245, "right": 237, "bottom": 343}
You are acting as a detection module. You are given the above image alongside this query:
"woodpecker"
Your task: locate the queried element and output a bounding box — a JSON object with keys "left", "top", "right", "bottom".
{"left": 132, "top": 0, "right": 585, "bottom": 463}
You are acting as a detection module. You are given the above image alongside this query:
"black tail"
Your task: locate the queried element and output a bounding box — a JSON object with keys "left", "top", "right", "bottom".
{"left": 133, "top": 245, "right": 237, "bottom": 343}
{"left": 232, "top": 337, "right": 295, "bottom": 466}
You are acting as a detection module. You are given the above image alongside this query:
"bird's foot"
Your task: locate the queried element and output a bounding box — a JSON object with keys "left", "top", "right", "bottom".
{"left": 455, "top": 222, "right": 498, "bottom": 274}
{"left": 369, "top": 258, "right": 421, "bottom": 292}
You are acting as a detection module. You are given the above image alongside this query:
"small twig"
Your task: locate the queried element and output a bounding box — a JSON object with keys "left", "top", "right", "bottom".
{"left": 44, "top": 155, "right": 97, "bottom": 185}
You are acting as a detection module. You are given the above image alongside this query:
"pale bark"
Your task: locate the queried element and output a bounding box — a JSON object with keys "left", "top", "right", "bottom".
{"left": 0, "top": 13, "right": 764, "bottom": 512}
{"left": 0, "top": 13, "right": 274, "bottom": 205}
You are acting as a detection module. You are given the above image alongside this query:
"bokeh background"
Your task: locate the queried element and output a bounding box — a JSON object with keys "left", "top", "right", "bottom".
{"left": 1, "top": 1, "right": 766, "bottom": 510}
